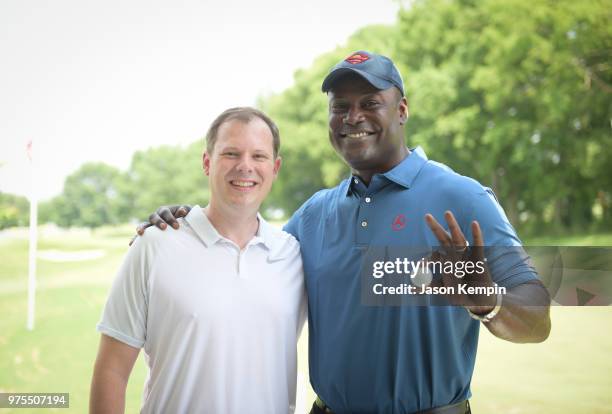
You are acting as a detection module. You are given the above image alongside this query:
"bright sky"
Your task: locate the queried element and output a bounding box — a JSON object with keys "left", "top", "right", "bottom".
{"left": 0, "top": 0, "right": 401, "bottom": 200}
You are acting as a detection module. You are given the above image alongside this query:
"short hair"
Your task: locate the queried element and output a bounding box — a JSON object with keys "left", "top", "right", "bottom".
{"left": 205, "top": 107, "right": 280, "bottom": 158}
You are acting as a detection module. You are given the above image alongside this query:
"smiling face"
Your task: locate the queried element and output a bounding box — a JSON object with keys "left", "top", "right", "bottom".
{"left": 328, "top": 73, "right": 409, "bottom": 183}
{"left": 204, "top": 117, "right": 281, "bottom": 214}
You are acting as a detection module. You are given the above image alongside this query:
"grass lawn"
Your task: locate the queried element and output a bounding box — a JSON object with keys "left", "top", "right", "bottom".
{"left": 0, "top": 227, "right": 611, "bottom": 413}
{"left": 0, "top": 226, "right": 147, "bottom": 413}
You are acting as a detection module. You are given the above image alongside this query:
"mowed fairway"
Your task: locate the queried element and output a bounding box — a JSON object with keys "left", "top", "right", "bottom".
{"left": 0, "top": 227, "right": 611, "bottom": 413}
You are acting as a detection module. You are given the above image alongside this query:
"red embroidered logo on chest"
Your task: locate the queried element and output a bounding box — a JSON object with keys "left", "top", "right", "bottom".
{"left": 345, "top": 53, "right": 370, "bottom": 64}
{"left": 392, "top": 214, "right": 407, "bottom": 231}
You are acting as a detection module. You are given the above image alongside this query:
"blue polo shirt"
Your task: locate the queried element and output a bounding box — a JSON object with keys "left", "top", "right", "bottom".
{"left": 284, "top": 147, "right": 537, "bottom": 413}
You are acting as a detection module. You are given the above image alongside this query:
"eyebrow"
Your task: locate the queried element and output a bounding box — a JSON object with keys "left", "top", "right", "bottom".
{"left": 330, "top": 91, "right": 384, "bottom": 102}
{"left": 360, "top": 92, "right": 383, "bottom": 99}
{"left": 219, "top": 146, "right": 271, "bottom": 155}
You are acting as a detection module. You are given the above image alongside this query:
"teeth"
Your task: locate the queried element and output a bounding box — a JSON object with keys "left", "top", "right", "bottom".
{"left": 346, "top": 132, "right": 370, "bottom": 138}
{"left": 232, "top": 181, "right": 255, "bottom": 187}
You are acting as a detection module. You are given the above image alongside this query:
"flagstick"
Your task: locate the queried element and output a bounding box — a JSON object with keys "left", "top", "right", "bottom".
{"left": 27, "top": 141, "right": 37, "bottom": 331}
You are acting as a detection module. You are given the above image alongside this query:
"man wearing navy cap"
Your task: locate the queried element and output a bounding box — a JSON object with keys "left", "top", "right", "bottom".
{"left": 139, "top": 51, "right": 551, "bottom": 414}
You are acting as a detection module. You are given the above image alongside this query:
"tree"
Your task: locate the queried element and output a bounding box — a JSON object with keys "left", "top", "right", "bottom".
{"left": 0, "top": 192, "right": 29, "bottom": 229}
{"left": 46, "top": 163, "right": 129, "bottom": 228}
{"left": 395, "top": 0, "right": 612, "bottom": 233}
{"left": 260, "top": 0, "right": 611, "bottom": 234}
{"left": 128, "top": 141, "right": 210, "bottom": 220}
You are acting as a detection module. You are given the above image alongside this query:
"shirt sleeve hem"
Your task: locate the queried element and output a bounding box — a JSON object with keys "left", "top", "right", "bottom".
{"left": 495, "top": 271, "right": 538, "bottom": 290}
{"left": 97, "top": 323, "right": 144, "bottom": 349}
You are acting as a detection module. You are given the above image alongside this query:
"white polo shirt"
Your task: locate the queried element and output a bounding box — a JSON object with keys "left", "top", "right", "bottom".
{"left": 97, "top": 206, "right": 306, "bottom": 413}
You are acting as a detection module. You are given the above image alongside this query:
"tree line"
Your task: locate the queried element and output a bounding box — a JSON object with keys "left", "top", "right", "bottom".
{"left": 262, "top": 0, "right": 611, "bottom": 235}
{"left": 1, "top": 0, "right": 610, "bottom": 234}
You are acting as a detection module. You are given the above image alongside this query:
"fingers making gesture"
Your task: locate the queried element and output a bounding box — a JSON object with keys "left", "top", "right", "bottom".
{"left": 424, "top": 211, "right": 497, "bottom": 311}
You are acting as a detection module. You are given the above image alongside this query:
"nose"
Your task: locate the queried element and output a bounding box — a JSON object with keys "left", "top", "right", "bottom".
{"left": 236, "top": 154, "right": 254, "bottom": 173}
{"left": 343, "top": 105, "right": 364, "bottom": 125}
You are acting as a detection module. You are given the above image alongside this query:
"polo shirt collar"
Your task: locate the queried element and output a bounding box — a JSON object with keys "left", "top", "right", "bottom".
{"left": 252, "top": 213, "right": 275, "bottom": 251}
{"left": 185, "top": 206, "right": 274, "bottom": 251}
{"left": 341, "top": 176, "right": 353, "bottom": 196}
{"left": 344, "top": 146, "right": 429, "bottom": 195}
{"left": 382, "top": 146, "right": 428, "bottom": 189}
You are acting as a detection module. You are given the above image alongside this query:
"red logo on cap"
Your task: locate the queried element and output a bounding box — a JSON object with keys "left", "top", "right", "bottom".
{"left": 345, "top": 53, "right": 370, "bottom": 64}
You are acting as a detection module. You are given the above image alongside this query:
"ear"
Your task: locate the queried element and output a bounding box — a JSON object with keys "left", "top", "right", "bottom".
{"left": 398, "top": 96, "right": 409, "bottom": 125}
{"left": 203, "top": 152, "right": 211, "bottom": 176}
{"left": 273, "top": 156, "right": 282, "bottom": 179}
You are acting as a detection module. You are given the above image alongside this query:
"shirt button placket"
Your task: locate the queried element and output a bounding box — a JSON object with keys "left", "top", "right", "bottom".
{"left": 361, "top": 197, "right": 372, "bottom": 229}
{"left": 356, "top": 194, "right": 372, "bottom": 245}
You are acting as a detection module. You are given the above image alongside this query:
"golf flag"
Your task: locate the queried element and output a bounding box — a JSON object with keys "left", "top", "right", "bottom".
{"left": 26, "top": 140, "right": 33, "bottom": 161}
{"left": 27, "top": 139, "right": 38, "bottom": 330}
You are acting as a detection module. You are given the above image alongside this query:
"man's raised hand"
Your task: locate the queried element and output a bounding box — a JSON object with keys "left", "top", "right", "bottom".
{"left": 424, "top": 211, "right": 496, "bottom": 311}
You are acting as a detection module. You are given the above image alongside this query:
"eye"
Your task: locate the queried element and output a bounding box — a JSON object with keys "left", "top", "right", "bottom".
{"left": 331, "top": 102, "right": 348, "bottom": 113}
{"left": 363, "top": 100, "right": 379, "bottom": 109}
{"left": 253, "top": 153, "right": 269, "bottom": 160}
{"left": 223, "top": 151, "right": 239, "bottom": 157}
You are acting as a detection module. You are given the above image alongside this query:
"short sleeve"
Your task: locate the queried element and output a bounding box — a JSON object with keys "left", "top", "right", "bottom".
{"left": 96, "top": 237, "right": 150, "bottom": 348}
{"left": 283, "top": 203, "right": 306, "bottom": 241}
{"left": 468, "top": 188, "right": 538, "bottom": 289}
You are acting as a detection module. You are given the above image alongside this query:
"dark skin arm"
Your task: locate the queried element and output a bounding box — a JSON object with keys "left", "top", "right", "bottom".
{"left": 134, "top": 207, "right": 551, "bottom": 343}
{"left": 425, "top": 211, "right": 551, "bottom": 343}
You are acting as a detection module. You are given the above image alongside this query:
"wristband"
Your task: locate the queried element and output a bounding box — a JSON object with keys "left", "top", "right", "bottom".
{"left": 466, "top": 282, "right": 502, "bottom": 323}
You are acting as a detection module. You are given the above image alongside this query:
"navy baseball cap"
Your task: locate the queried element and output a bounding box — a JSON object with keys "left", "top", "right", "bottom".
{"left": 321, "top": 51, "right": 404, "bottom": 96}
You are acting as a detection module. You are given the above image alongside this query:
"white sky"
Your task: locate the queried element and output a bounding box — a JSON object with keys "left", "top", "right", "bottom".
{"left": 0, "top": 0, "right": 400, "bottom": 200}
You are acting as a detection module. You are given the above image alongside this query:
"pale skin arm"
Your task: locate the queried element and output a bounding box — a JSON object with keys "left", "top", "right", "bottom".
{"left": 90, "top": 335, "right": 140, "bottom": 414}
{"left": 426, "top": 211, "right": 551, "bottom": 344}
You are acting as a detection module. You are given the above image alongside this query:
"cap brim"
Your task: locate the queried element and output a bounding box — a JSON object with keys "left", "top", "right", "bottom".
{"left": 321, "top": 67, "right": 394, "bottom": 93}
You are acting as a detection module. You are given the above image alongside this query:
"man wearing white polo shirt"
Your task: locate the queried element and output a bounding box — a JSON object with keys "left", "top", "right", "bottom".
{"left": 89, "top": 107, "right": 306, "bottom": 414}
